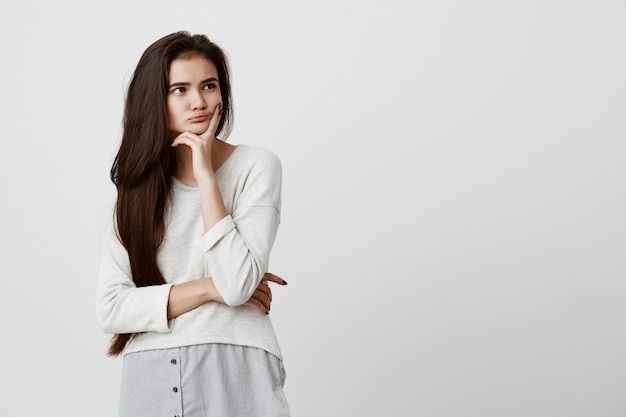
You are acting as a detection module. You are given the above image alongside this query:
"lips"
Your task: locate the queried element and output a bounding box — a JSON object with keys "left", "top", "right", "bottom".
{"left": 189, "top": 113, "right": 210, "bottom": 122}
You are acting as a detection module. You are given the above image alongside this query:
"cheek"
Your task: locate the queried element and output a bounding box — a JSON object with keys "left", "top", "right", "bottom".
{"left": 207, "top": 90, "right": 222, "bottom": 105}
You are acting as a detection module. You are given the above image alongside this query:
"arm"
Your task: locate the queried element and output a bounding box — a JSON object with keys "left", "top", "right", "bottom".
{"left": 167, "top": 272, "right": 287, "bottom": 319}
{"left": 96, "top": 221, "right": 174, "bottom": 334}
{"left": 96, "top": 219, "right": 281, "bottom": 334}
{"left": 171, "top": 104, "right": 283, "bottom": 307}
{"left": 196, "top": 153, "right": 282, "bottom": 306}
{"left": 166, "top": 278, "right": 218, "bottom": 319}
{"left": 168, "top": 273, "right": 286, "bottom": 318}
{"left": 170, "top": 103, "right": 228, "bottom": 234}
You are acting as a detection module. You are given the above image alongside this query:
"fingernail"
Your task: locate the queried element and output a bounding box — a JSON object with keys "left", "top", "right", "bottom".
{"left": 282, "top": 279, "right": 288, "bottom": 285}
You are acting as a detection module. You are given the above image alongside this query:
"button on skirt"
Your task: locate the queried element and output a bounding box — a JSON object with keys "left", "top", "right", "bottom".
{"left": 119, "top": 343, "right": 290, "bottom": 417}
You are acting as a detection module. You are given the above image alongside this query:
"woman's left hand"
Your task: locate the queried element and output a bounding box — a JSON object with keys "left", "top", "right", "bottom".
{"left": 244, "top": 272, "right": 288, "bottom": 315}
{"left": 170, "top": 102, "right": 222, "bottom": 181}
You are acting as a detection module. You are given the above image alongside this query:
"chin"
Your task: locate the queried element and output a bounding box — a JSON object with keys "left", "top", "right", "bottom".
{"left": 190, "top": 125, "right": 208, "bottom": 135}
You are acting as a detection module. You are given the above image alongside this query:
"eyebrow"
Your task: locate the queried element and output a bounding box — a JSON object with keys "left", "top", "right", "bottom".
{"left": 168, "top": 77, "right": 219, "bottom": 89}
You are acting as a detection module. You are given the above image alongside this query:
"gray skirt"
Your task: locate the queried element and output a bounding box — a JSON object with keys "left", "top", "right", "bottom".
{"left": 119, "top": 343, "right": 290, "bottom": 417}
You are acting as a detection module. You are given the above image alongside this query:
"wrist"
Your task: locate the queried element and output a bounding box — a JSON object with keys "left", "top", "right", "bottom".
{"left": 196, "top": 173, "right": 218, "bottom": 187}
{"left": 204, "top": 278, "right": 224, "bottom": 303}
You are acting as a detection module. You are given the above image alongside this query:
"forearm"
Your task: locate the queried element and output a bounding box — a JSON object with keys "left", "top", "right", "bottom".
{"left": 167, "top": 278, "right": 223, "bottom": 319}
{"left": 198, "top": 176, "right": 228, "bottom": 233}
{"left": 194, "top": 148, "right": 282, "bottom": 306}
{"left": 97, "top": 283, "right": 174, "bottom": 334}
{"left": 199, "top": 208, "right": 280, "bottom": 306}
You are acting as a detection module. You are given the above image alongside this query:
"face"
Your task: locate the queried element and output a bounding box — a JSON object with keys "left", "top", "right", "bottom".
{"left": 166, "top": 55, "right": 221, "bottom": 136}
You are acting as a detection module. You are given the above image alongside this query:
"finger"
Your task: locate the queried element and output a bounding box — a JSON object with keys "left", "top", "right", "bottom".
{"left": 251, "top": 289, "right": 271, "bottom": 311}
{"left": 244, "top": 298, "right": 265, "bottom": 314}
{"left": 170, "top": 132, "right": 200, "bottom": 148}
{"left": 256, "top": 282, "right": 272, "bottom": 302}
{"left": 244, "top": 297, "right": 268, "bottom": 315}
{"left": 200, "top": 102, "right": 222, "bottom": 141}
{"left": 257, "top": 281, "right": 272, "bottom": 302}
{"left": 262, "top": 272, "right": 288, "bottom": 286}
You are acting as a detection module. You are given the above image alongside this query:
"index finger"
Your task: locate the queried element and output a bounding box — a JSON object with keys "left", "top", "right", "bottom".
{"left": 263, "top": 272, "right": 288, "bottom": 286}
{"left": 200, "top": 102, "right": 222, "bottom": 141}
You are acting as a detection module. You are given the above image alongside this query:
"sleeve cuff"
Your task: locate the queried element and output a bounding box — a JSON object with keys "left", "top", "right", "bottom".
{"left": 195, "top": 215, "right": 236, "bottom": 252}
{"left": 155, "top": 283, "right": 175, "bottom": 333}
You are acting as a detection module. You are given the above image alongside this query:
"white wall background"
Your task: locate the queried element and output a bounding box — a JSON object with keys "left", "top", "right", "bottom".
{"left": 1, "top": 0, "right": 624, "bottom": 416}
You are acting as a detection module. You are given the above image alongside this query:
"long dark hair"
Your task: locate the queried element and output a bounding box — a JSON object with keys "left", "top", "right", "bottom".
{"left": 107, "top": 31, "right": 233, "bottom": 356}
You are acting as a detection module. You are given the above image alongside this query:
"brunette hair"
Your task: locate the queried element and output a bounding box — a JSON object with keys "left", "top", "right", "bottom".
{"left": 107, "top": 31, "right": 233, "bottom": 356}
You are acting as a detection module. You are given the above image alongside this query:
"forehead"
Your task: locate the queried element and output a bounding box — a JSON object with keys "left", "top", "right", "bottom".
{"left": 168, "top": 55, "right": 218, "bottom": 81}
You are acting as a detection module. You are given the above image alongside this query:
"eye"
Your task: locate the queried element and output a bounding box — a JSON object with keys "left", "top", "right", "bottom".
{"left": 203, "top": 83, "right": 218, "bottom": 90}
{"left": 170, "top": 87, "right": 186, "bottom": 94}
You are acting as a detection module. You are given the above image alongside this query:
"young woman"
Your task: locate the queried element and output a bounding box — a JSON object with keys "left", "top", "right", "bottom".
{"left": 96, "top": 31, "right": 290, "bottom": 416}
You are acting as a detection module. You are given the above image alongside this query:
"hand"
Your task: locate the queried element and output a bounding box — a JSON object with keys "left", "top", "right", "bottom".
{"left": 243, "top": 272, "right": 288, "bottom": 314}
{"left": 170, "top": 102, "right": 222, "bottom": 180}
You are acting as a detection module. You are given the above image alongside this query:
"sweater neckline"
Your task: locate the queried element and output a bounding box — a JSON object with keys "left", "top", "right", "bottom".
{"left": 172, "top": 145, "right": 244, "bottom": 190}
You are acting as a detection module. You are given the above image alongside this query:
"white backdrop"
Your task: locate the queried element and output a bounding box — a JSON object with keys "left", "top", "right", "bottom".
{"left": 1, "top": 1, "right": 625, "bottom": 416}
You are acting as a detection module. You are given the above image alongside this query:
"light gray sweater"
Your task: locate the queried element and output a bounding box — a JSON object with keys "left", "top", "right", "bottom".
{"left": 96, "top": 145, "right": 283, "bottom": 359}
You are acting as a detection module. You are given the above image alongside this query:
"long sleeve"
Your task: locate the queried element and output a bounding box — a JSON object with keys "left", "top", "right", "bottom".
{"left": 195, "top": 149, "right": 282, "bottom": 306}
{"left": 96, "top": 221, "right": 174, "bottom": 334}
{"left": 95, "top": 145, "right": 284, "bottom": 359}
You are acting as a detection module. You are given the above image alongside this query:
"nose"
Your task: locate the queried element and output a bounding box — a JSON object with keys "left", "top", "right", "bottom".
{"left": 191, "top": 90, "right": 207, "bottom": 110}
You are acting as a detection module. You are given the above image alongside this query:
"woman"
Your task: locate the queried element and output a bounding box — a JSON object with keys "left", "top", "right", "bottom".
{"left": 96, "top": 31, "right": 290, "bottom": 417}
